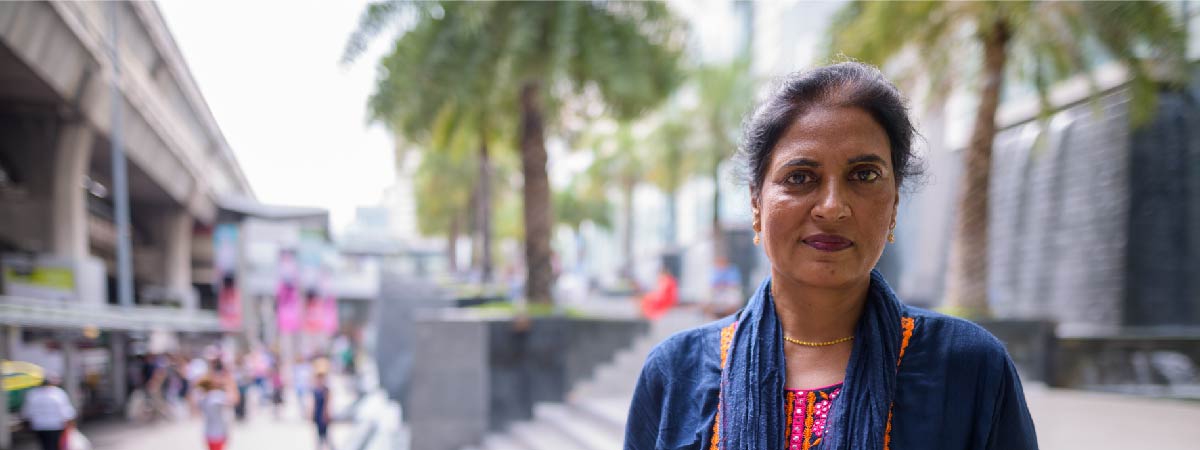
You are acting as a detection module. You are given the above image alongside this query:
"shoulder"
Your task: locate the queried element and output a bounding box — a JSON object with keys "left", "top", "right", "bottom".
{"left": 904, "top": 307, "right": 1011, "bottom": 367}
{"left": 640, "top": 314, "right": 735, "bottom": 382}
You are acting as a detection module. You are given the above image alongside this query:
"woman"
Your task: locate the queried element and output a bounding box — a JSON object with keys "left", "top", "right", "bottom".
{"left": 310, "top": 371, "right": 333, "bottom": 450}
{"left": 624, "top": 62, "right": 1037, "bottom": 450}
{"left": 197, "top": 369, "right": 239, "bottom": 450}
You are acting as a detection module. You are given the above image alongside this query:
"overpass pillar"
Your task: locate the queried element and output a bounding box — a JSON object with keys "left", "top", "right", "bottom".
{"left": 161, "top": 209, "right": 195, "bottom": 310}
{"left": 50, "top": 122, "right": 93, "bottom": 259}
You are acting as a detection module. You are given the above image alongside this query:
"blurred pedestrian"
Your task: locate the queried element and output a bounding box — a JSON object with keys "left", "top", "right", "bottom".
{"left": 20, "top": 378, "right": 76, "bottom": 450}
{"left": 292, "top": 355, "right": 313, "bottom": 403}
{"left": 186, "top": 353, "right": 209, "bottom": 414}
{"left": 232, "top": 355, "right": 251, "bottom": 421}
{"left": 144, "top": 354, "right": 171, "bottom": 421}
{"left": 196, "top": 373, "right": 239, "bottom": 450}
{"left": 310, "top": 371, "right": 333, "bottom": 450}
{"left": 268, "top": 357, "right": 285, "bottom": 418}
{"left": 639, "top": 265, "right": 678, "bottom": 320}
{"left": 705, "top": 254, "right": 743, "bottom": 319}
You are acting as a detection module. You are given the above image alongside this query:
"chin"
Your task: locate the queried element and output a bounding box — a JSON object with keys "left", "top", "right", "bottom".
{"left": 788, "top": 261, "right": 871, "bottom": 289}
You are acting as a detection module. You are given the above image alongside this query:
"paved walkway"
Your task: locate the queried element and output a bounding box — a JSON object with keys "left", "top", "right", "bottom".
{"left": 14, "top": 377, "right": 359, "bottom": 450}
{"left": 1026, "top": 384, "right": 1200, "bottom": 450}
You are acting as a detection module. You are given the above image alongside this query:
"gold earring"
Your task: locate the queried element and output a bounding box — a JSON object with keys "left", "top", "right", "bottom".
{"left": 888, "top": 229, "right": 896, "bottom": 244}
{"left": 753, "top": 232, "right": 761, "bottom": 246}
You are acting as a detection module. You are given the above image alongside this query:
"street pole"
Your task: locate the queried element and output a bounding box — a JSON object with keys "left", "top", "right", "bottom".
{"left": 0, "top": 325, "right": 10, "bottom": 450}
{"left": 108, "top": 0, "right": 134, "bottom": 418}
{"left": 108, "top": 2, "right": 133, "bottom": 308}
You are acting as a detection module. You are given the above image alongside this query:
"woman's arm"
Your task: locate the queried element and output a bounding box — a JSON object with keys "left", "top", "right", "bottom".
{"left": 985, "top": 358, "right": 1039, "bottom": 450}
{"left": 624, "top": 352, "right": 667, "bottom": 449}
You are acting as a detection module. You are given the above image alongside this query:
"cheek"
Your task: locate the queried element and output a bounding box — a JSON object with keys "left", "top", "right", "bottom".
{"left": 855, "top": 194, "right": 896, "bottom": 237}
{"left": 761, "top": 193, "right": 809, "bottom": 232}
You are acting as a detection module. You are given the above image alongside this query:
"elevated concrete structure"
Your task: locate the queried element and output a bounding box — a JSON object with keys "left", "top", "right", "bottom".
{"left": 0, "top": 0, "right": 251, "bottom": 306}
{"left": 0, "top": 3, "right": 254, "bottom": 442}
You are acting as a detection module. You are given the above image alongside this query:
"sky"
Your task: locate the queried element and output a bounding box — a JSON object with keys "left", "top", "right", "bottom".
{"left": 158, "top": 0, "right": 395, "bottom": 234}
{"left": 156, "top": 0, "right": 744, "bottom": 237}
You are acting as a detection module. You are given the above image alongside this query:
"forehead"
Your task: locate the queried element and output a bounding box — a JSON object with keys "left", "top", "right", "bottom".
{"left": 768, "top": 106, "right": 892, "bottom": 168}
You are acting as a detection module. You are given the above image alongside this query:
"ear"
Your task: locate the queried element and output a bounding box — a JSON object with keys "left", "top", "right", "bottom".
{"left": 892, "top": 192, "right": 900, "bottom": 225}
{"left": 750, "top": 192, "right": 761, "bottom": 218}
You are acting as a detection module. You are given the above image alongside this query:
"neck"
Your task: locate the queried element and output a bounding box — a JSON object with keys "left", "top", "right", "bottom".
{"left": 771, "top": 271, "right": 870, "bottom": 342}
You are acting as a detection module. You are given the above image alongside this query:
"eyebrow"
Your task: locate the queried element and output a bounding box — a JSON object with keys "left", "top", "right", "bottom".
{"left": 780, "top": 154, "right": 889, "bottom": 169}
{"left": 847, "top": 154, "right": 888, "bottom": 166}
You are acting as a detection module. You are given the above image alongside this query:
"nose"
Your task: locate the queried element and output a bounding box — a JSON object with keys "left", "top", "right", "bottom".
{"left": 812, "top": 181, "right": 850, "bottom": 221}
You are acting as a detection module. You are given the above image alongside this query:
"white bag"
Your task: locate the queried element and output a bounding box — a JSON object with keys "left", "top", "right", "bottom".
{"left": 125, "top": 389, "right": 148, "bottom": 422}
{"left": 65, "top": 428, "right": 92, "bottom": 450}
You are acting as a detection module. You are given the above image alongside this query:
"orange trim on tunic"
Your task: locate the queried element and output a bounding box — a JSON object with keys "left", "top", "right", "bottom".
{"left": 801, "top": 392, "right": 816, "bottom": 450}
{"left": 883, "top": 317, "right": 916, "bottom": 450}
{"left": 710, "top": 316, "right": 915, "bottom": 450}
{"left": 710, "top": 322, "right": 738, "bottom": 450}
{"left": 785, "top": 391, "right": 797, "bottom": 431}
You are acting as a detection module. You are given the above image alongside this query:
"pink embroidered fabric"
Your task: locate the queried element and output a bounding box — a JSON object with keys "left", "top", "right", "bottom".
{"left": 784, "top": 383, "right": 843, "bottom": 450}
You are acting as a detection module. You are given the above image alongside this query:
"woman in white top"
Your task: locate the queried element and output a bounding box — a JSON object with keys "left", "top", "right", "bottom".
{"left": 196, "top": 369, "right": 239, "bottom": 450}
{"left": 20, "top": 379, "right": 76, "bottom": 450}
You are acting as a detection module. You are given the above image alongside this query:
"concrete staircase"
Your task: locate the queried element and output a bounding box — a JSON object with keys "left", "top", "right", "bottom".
{"left": 462, "top": 309, "right": 707, "bottom": 450}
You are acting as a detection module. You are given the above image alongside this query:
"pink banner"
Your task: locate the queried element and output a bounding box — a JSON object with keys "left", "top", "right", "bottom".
{"left": 302, "top": 294, "right": 339, "bottom": 336}
{"left": 322, "top": 295, "right": 339, "bottom": 334}
{"left": 276, "top": 282, "right": 301, "bottom": 333}
{"left": 218, "top": 281, "right": 241, "bottom": 331}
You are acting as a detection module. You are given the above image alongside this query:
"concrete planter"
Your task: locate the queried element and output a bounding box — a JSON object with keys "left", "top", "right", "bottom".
{"left": 405, "top": 311, "right": 646, "bottom": 450}
{"left": 976, "top": 319, "right": 1058, "bottom": 384}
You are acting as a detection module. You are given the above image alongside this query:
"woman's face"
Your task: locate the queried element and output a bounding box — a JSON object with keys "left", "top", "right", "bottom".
{"left": 754, "top": 105, "right": 898, "bottom": 290}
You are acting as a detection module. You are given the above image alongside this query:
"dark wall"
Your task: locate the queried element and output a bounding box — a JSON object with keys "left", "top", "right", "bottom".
{"left": 1126, "top": 90, "right": 1200, "bottom": 327}
{"left": 486, "top": 317, "right": 646, "bottom": 431}
{"left": 406, "top": 313, "right": 646, "bottom": 450}
{"left": 989, "top": 92, "right": 1131, "bottom": 329}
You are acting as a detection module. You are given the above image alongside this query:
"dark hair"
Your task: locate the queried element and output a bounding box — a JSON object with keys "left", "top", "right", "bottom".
{"left": 737, "top": 62, "right": 923, "bottom": 198}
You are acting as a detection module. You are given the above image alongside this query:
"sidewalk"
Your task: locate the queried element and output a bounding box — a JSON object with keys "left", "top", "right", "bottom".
{"left": 1025, "top": 383, "right": 1200, "bottom": 450}
{"left": 15, "top": 375, "right": 361, "bottom": 450}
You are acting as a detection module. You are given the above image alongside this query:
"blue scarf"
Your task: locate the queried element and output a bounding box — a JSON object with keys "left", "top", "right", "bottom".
{"left": 717, "top": 269, "right": 905, "bottom": 450}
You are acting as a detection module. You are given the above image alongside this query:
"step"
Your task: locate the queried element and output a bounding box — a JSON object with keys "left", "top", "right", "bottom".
{"left": 481, "top": 434, "right": 528, "bottom": 450}
{"left": 572, "top": 397, "right": 629, "bottom": 432}
{"left": 534, "top": 403, "right": 623, "bottom": 450}
{"left": 509, "top": 420, "right": 588, "bottom": 450}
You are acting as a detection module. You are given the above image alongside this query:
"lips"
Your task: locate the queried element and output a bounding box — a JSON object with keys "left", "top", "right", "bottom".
{"left": 802, "top": 233, "right": 853, "bottom": 252}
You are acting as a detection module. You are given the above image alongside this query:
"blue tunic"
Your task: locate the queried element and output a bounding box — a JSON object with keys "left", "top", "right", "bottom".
{"left": 625, "top": 271, "right": 1037, "bottom": 450}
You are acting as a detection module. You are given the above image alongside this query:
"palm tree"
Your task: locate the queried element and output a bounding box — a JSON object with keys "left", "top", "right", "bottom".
{"left": 580, "top": 121, "right": 647, "bottom": 286}
{"left": 645, "top": 110, "right": 696, "bottom": 247}
{"left": 413, "top": 149, "right": 476, "bottom": 273}
{"left": 689, "top": 56, "right": 756, "bottom": 249}
{"left": 354, "top": 6, "right": 513, "bottom": 283}
{"left": 555, "top": 172, "right": 613, "bottom": 274}
{"left": 346, "top": 1, "right": 685, "bottom": 304}
{"left": 829, "top": 1, "right": 1186, "bottom": 317}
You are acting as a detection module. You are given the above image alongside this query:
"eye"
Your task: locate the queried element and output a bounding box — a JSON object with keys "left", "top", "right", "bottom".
{"left": 785, "top": 172, "right": 813, "bottom": 185}
{"left": 851, "top": 168, "right": 881, "bottom": 182}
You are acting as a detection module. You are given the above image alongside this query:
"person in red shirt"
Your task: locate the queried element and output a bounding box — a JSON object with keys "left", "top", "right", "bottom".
{"left": 640, "top": 265, "right": 678, "bottom": 320}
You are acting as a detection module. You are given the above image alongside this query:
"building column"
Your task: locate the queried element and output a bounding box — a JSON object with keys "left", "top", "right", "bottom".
{"left": 50, "top": 123, "right": 94, "bottom": 260}
{"left": 109, "top": 332, "right": 127, "bottom": 411}
{"left": 0, "top": 325, "right": 11, "bottom": 450}
{"left": 60, "top": 331, "right": 82, "bottom": 411}
{"left": 162, "top": 210, "right": 194, "bottom": 310}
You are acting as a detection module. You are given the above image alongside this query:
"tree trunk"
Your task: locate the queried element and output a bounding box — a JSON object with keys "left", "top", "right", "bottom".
{"left": 519, "top": 81, "right": 555, "bottom": 304}
{"left": 469, "top": 177, "right": 482, "bottom": 273}
{"left": 665, "top": 147, "right": 681, "bottom": 247}
{"left": 447, "top": 213, "right": 461, "bottom": 273}
{"left": 666, "top": 190, "right": 678, "bottom": 246}
{"left": 710, "top": 152, "right": 720, "bottom": 237}
{"left": 477, "top": 134, "right": 494, "bottom": 283}
{"left": 943, "top": 20, "right": 1009, "bottom": 318}
{"left": 621, "top": 177, "right": 636, "bottom": 285}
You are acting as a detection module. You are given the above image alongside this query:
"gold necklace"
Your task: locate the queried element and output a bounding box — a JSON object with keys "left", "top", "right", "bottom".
{"left": 783, "top": 335, "right": 855, "bottom": 347}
